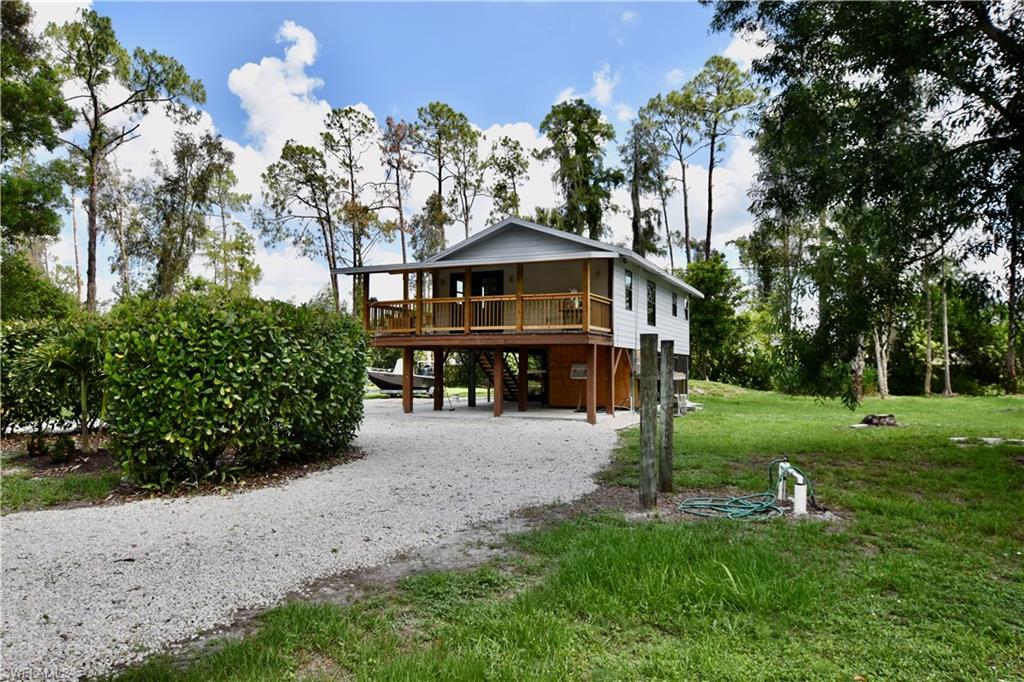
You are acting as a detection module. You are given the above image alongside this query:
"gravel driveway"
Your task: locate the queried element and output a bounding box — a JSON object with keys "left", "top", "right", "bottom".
{"left": 1, "top": 400, "right": 633, "bottom": 680}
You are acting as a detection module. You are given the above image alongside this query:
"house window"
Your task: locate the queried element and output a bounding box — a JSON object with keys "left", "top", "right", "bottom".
{"left": 672, "top": 292, "right": 678, "bottom": 317}
{"left": 647, "top": 280, "right": 656, "bottom": 326}
{"left": 684, "top": 298, "right": 689, "bottom": 320}
{"left": 625, "top": 270, "right": 633, "bottom": 310}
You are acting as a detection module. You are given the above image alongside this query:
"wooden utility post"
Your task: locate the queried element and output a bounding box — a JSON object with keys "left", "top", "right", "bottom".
{"left": 639, "top": 333, "right": 658, "bottom": 509}
{"left": 659, "top": 339, "right": 675, "bottom": 493}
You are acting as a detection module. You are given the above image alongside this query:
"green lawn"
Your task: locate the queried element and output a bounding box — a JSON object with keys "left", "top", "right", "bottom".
{"left": 1, "top": 468, "right": 122, "bottom": 513}
{"left": 117, "top": 384, "right": 1024, "bottom": 681}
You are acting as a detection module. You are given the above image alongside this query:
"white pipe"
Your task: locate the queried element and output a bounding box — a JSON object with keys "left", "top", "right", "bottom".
{"left": 776, "top": 462, "right": 809, "bottom": 516}
{"left": 793, "top": 483, "right": 808, "bottom": 516}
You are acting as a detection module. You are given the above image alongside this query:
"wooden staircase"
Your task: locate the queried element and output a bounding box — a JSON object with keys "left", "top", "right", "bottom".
{"left": 476, "top": 351, "right": 520, "bottom": 402}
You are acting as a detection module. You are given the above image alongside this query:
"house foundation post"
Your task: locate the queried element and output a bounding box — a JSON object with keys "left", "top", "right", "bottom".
{"left": 467, "top": 351, "right": 477, "bottom": 407}
{"left": 607, "top": 346, "right": 616, "bottom": 417}
{"left": 493, "top": 349, "right": 504, "bottom": 417}
{"left": 402, "top": 347, "right": 414, "bottom": 414}
{"left": 586, "top": 343, "right": 597, "bottom": 425}
{"left": 433, "top": 349, "right": 445, "bottom": 411}
{"left": 518, "top": 349, "right": 528, "bottom": 412}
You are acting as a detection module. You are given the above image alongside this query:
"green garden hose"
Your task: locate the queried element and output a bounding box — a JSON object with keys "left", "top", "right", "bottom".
{"left": 677, "top": 459, "right": 817, "bottom": 520}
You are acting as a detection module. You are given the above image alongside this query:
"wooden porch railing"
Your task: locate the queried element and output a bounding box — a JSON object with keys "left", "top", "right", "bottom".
{"left": 367, "top": 292, "right": 612, "bottom": 336}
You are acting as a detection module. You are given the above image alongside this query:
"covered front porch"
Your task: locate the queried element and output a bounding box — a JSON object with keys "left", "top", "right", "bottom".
{"left": 388, "top": 337, "right": 633, "bottom": 425}
{"left": 350, "top": 257, "right": 614, "bottom": 338}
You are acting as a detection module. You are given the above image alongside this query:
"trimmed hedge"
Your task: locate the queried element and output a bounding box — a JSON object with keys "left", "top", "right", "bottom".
{"left": 104, "top": 295, "right": 368, "bottom": 487}
{"left": 1, "top": 319, "right": 82, "bottom": 431}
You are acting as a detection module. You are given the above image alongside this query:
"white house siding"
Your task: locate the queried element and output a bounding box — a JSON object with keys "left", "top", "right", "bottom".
{"left": 432, "top": 259, "right": 610, "bottom": 297}
{"left": 437, "top": 228, "right": 591, "bottom": 262}
{"left": 612, "top": 259, "right": 690, "bottom": 354}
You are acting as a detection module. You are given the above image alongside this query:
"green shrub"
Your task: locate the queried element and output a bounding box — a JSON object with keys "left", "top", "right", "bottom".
{"left": 1, "top": 319, "right": 77, "bottom": 431}
{"left": 104, "top": 294, "right": 367, "bottom": 487}
{"left": 50, "top": 434, "right": 77, "bottom": 463}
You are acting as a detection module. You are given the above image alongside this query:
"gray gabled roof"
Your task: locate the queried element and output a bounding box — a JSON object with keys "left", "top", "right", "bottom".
{"left": 335, "top": 217, "right": 704, "bottom": 298}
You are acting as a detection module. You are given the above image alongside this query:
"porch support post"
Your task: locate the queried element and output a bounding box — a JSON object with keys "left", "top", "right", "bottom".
{"left": 607, "top": 345, "right": 616, "bottom": 417}
{"left": 467, "top": 350, "right": 477, "bottom": 407}
{"left": 463, "top": 267, "right": 472, "bottom": 333}
{"left": 582, "top": 260, "right": 591, "bottom": 333}
{"left": 493, "top": 348, "right": 504, "bottom": 417}
{"left": 586, "top": 343, "right": 597, "bottom": 425}
{"left": 415, "top": 274, "right": 424, "bottom": 335}
{"left": 402, "top": 347, "right": 414, "bottom": 414}
{"left": 362, "top": 273, "right": 370, "bottom": 328}
{"left": 402, "top": 272, "right": 410, "bottom": 300}
{"left": 518, "top": 349, "right": 528, "bottom": 412}
{"left": 516, "top": 263, "right": 524, "bottom": 331}
{"left": 433, "top": 349, "right": 445, "bottom": 411}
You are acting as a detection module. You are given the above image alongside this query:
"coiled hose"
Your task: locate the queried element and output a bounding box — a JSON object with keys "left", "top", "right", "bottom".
{"left": 677, "top": 458, "right": 817, "bottom": 520}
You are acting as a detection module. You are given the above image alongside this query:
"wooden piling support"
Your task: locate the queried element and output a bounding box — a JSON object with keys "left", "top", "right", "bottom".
{"left": 493, "top": 349, "right": 504, "bottom": 417}
{"left": 586, "top": 343, "right": 597, "bottom": 424}
{"left": 639, "top": 333, "right": 658, "bottom": 509}
{"left": 433, "top": 349, "right": 444, "bottom": 411}
{"left": 659, "top": 339, "right": 675, "bottom": 493}
{"left": 402, "top": 347, "right": 414, "bottom": 414}
{"left": 518, "top": 349, "right": 528, "bottom": 412}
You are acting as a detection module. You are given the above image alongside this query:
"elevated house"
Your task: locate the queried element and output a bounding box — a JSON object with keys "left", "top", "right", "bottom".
{"left": 336, "top": 217, "right": 703, "bottom": 424}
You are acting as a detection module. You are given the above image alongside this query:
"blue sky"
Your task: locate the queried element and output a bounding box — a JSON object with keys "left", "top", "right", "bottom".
{"left": 98, "top": 2, "right": 731, "bottom": 141}
{"left": 36, "top": 1, "right": 762, "bottom": 304}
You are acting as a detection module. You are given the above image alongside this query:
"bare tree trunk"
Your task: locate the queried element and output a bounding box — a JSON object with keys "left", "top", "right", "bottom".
{"left": 873, "top": 322, "right": 894, "bottom": 399}
{"left": 681, "top": 161, "right": 692, "bottom": 266}
{"left": 941, "top": 253, "right": 953, "bottom": 396}
{"left": 659, "top": 184, "right": 673, "bottom": 271}
{"left": 923, "top": 260, "right": 933, "bottom": 396}
{"left": 69, "top": 178, "right": 83, "bottom": 303}
{"left": 851, "top": 332, "right": 865, "bottom": 402}
{"left": 704, "top": 124, "right": 718, "bottom": 260}
{"left": 86, "top": 155, "right": 99, "bottom": 312}
{"left": 1006, "top": 221, "right": 1019, "bottom": 393}
{"left": 629, "top": 155, "right": 645, "bottom": 257}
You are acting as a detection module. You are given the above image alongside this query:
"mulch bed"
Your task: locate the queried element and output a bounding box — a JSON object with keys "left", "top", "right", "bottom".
{"left": 1, "top": 431, "right": 364, "bottom": 510}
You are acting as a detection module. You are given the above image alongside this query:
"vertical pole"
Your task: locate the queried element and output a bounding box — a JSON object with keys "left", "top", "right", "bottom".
{"left": 362, "top": 273, "right": 370, "bottom": 328}
{"left": 639, "top": 333, "right": 658, "bottom": 509}
{"left": 607, "top": 345, "right": 616, "bottom": 417}
{"left": 433, "top": 349, "right": 444, "bottom": 411}
{"left": 402, "top": 347, "right": 414, "bottom": 414}
{"left": 493, "top": 349, "right": 504, "bottom": 417}
{"left": 402, "top": 272, "right": 410, "bottom": 301}
{"left": 659, "top": 339, "right": 675, "bottom": 493}
{"left": 586, "top": 343, "right": 597, "bottom": 424}
{"left": 467, "top": 351, "right": 477, "bottom": 407}
{"left": 464, "top": 266, "right": 472, "bottom": 333}
{"left": 518, "top": 349, "right": 528, "bottom": 412}
{"left": 582, "top": 260, "right": 591, "bottom": 333}
{"left": 516, "top": 263, "right": 524, "bottom": 331}
{"left": 415, "top": 273, "right": 424, "bottom": 335}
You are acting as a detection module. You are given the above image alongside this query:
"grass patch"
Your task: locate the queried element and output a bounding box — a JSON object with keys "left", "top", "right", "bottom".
{"left": 1, "top": 469, "right": 123, "bottom": 513}
{"left": 116, "top": 386, "right": 1024, "bottom": 681}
